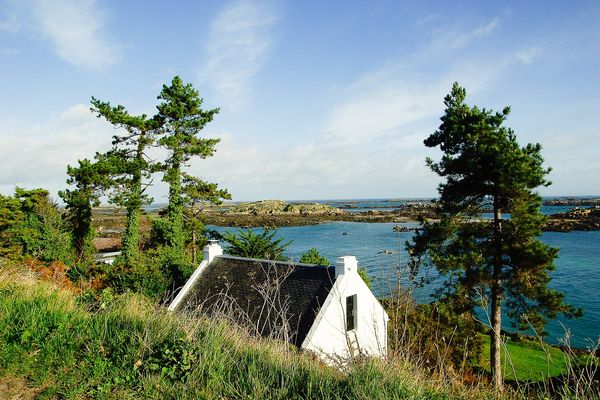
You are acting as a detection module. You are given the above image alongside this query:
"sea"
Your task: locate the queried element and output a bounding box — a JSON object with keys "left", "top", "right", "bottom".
{"left": 203, "top": 198, "right": 600, "bottom": 349}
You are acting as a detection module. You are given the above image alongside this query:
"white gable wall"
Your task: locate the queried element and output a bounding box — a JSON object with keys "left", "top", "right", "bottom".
{"left": 300, "top": 259, "right": 388, "bottom": 364}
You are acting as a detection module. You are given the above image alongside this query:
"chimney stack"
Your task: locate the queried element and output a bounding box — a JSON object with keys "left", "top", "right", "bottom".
{"left": 335, "top": 256, "right": 357, "bottom": 277}
{"left": 203, "top": 240, "right": 222, "bottom": 264}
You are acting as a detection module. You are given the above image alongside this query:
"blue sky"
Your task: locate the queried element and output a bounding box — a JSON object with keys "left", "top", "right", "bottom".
{"left": 1, "top": 0, "right": 599, "bottom": 201}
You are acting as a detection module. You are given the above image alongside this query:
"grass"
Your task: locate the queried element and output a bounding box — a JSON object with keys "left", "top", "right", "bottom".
{"left": 0, "top": 267, "right": 480, "bottom": 400}
{"left": 479, "top": 334, "right": 570, "bottom": 382}
{"left": 1, "top": 266, "right": 596, "bottom": 399}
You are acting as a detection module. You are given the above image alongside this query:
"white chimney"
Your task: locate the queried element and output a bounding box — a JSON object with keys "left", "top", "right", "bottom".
{"left": 203, "top": 240, "right": 222, "bottom": 263}
{"left": 336, "top": 256, "right": 358, "bottom": 277}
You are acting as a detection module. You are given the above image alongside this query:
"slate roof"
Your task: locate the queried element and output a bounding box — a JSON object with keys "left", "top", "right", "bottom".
{"left": 174, "top": 255, "right": 336, "bottom": 347}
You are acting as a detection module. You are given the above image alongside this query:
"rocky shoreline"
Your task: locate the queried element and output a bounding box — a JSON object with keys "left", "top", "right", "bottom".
{"left": 543, "top": 197, "right": 600, "bottom": 207}
{"left": 198, "top": 200, "right": 438, "bottom": 227}
{"left": 91, "top": 200, "right": 600, "bottom": 233}
{"left": 544, "top": 206, "right": 600, "bottom": 232}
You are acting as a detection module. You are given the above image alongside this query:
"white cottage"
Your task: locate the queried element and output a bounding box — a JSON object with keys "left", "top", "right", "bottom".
{"left": 169, "top": 241, "right": 389, "bottom": 364}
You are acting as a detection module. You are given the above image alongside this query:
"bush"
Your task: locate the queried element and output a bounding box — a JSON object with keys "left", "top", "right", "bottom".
{"left": 1, "top": 188, "right": 74, "bottom": 266}
{"left": 299, "top": 248, "right": 330, "bottom": 265}
{"left": 101, "top": 249, "right": 170, "bottom": 299}
{"left": 386, "top": 295, "right": 482, "bottom": 375}
{"left": 221, "top": 228, "right": 291, "bottom": 261}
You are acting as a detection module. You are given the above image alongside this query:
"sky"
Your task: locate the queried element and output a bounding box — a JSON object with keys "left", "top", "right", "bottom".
{"left": 1, "top": 0, "right": 599, "bottom": 202}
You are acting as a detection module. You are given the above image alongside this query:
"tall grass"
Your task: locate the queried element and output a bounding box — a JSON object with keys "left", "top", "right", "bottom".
{"left": 0, "top": 266, "right": 596, "bottom": 399}
{"left": 0, "top": 267, "right": 481, "bottom": 399}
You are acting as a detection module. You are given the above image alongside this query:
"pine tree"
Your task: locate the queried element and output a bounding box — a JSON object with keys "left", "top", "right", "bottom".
{"left": 156, "top": 76, "right": 220, "bottom": 279}
{"left": 408, "top": 83, "right": 580, "bottom": 388}
{"left": 90, "top": 98, "right": 162, "bottom": 266}
{"left": 181, "top": 172, "right": 231, "bottom": 264}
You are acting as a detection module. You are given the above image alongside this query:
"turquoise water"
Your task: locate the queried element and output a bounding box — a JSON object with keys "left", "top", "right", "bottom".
{"left": 209, "top": 221, "right": 600, "bottom": 348}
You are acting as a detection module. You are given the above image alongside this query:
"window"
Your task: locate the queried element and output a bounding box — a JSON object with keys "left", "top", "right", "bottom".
{"left": 346, "top": 294, "right": 357, "bottom": 331}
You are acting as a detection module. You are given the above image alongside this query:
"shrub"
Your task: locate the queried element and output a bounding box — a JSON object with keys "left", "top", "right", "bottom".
{"left": 299, "top": 248, "right": 330, "bottom": 265}
{"left": 222, "top": 228, "right": 291, "bottom": 261}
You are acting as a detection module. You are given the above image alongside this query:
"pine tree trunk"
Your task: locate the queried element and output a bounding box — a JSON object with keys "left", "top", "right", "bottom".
{"left": 490, "top": 205, "right": 503, "bottom": 389}
{"left": 122, "top": 133, "right": 145, "bottom": 265}
{"left": 191, "top": 229, "right": 197, "bottom": 264}
{"left": 122, "top": 204, "right": 140, "bottom": 265}
{"left": 167, "top": 151, "right": 183, "bottom": 253}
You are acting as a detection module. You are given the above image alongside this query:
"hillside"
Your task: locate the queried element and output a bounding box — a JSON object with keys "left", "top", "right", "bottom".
{"left": 1, "top": 266, "right": 597, "bottom": 399}
{"left": 0, "top": 267, "right": 481, "bottom": 400}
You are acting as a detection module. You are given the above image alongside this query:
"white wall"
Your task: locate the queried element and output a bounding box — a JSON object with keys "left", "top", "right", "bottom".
{"left": 301, "top": 269, "right": 388, "bottom": 364}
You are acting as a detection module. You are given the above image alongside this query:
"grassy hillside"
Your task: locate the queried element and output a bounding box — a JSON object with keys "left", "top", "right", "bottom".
{"left": 0, "top": 268, "right": 487, "bottom": 400}
{"left": 0, "top": 267, "right": 596, "bottom": 399}
{"left": 479, "top": 334, "right": 569, "bottom": 382}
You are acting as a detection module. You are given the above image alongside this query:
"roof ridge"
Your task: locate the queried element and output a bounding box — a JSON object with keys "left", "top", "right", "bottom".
{"left": 215, "top": 254, "right": 333, "bottom": 269}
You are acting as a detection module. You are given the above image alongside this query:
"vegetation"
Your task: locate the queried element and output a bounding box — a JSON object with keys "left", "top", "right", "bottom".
{"left": 59, "top": 159, "right": 111, "bottom": 273}
{"left": 299, "top": 247, "right": 330, "bottom": 265}
{"left": 91, "top": 97, "right": 161, "bottom": 266}
{"left": 181, "top": 172, "right": 231, "bottom": 264}
{"left": 1, "top": 79, "right": 596, "bottom": 399}
{"left": 156, "top": 76, "right": 221, "bottom": 285}
{"left": 478, "top": 334, "right": 569, "bottom": 382}
{"left": 0, "top": 188, "right": 73, "bottom": 266}
{"left": 386, "top": 297, "right": 483, "bottom": 374}
{"left": 222, "top": 228, "right": 292, "bottom": 261}
{"left": 299, "top": 247, "right": 372, "bottom": 288}
{"left": 408, "top": 83, "right": 581, "bottom": 388}
{"left": 0, "top": 268, "right": 471, "bottom": 400}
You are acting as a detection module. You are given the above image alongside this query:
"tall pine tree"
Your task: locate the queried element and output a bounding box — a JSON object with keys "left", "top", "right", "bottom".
{"left": 408, "top": 83, "right": 580, "bottom": 388}
{"left": 91, "top": 98, "right": 162, "bottom": 266}
{"left": 156, "top": 76, "right": 220, "bottom": 281}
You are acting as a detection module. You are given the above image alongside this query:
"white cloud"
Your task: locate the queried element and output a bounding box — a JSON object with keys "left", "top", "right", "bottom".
{"left": 323, "top": 77, "right": 445, "bottom": 145}
{"left": 516, "top": 45, "right": 542, "bottom": 65}
{"left": 0, "top": 104, "right": 114, "bottom": 197}
{"left": 202, "top": 0, "right": 279, "bottom": 111}
{"left": 429, "top": 17, "right": 500, "bottom": 54}
{"left": 2, "top": 0, "right": 120, "bottom": 70}
{"left": 32, "top": 0, "right": 120, "bottom": 70}
{"left": 450, "top": 17, "right": 500, "bottom": 49}
{"left": 179, "top": 14, "right": 548, "bottom": 200}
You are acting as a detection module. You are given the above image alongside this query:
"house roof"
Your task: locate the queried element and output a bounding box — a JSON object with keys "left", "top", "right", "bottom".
{"left": 173, "top": 255, "right": 336, "bottom": 347}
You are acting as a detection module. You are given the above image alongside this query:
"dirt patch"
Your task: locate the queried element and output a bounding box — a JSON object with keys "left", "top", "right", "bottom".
{"left": 0, "top": 375, "right": 39, "bottom": 400}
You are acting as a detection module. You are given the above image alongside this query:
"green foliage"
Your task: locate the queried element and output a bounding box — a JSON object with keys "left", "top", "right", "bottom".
{"left": 59, "top": 158, "right": 112, "bottom": 272}
{"left": 387, "top": 297, "right": 483, "bottom": 372}
{"left": 145, "top": 337, "right": 199, "bottom": 380}
{"left": 0, "top": 188, "right": 73, "bottom": 265}
{"left": 156, "top": 76, "right": 220, "bottom": 266}
{"left": 104, "top": 248, "right": 171, "bottom": 299}
{"left": 76, "top": 287, "right": 117, "bottom": 312}
{"left": 299, "top": 248, "right": 330, "bottom": 265}
{"left": 222, "top": 229, "right": 291, "bottom": 261}
{"left": 0, "top": 192, "right": 25, "bottom": 258}
{"left": 357, "top": 267, "right": 372, "bottom": 289}
{"left": 90, "top": 97, "right": 162, "bottom": 266}
{"left": 479, "top": 334, "right": 570, "bottom": 382}
{"left": 0, "top": 272, "right": 475, "bottom": 400}
{"left": 181, "top": 172, "right": 231, "bottom": 263}
{"left": 409, "top": 83, "right": 580, "bottom": 386}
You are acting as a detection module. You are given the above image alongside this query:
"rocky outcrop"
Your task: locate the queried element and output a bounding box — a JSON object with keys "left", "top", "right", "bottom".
{"left": 223, "top": 200, "right": 348, "bottom": 216}
{"left": 545, "top": 206, "right": 600, "bottom": 232}
{"left": 543, "top": 198, "right": 600, "bottom": 207}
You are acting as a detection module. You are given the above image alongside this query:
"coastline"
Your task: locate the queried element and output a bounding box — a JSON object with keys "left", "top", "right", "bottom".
{"left": 92, "top": 198, "right": 600, "bottom": 231}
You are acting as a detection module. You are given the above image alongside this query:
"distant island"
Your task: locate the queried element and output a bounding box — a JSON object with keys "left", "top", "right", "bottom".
{"left": 92, "top": 198, "right": 600, "bottom": 249}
